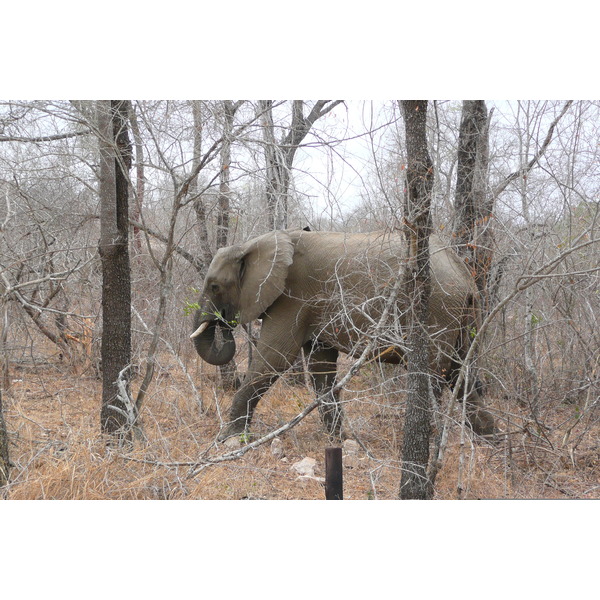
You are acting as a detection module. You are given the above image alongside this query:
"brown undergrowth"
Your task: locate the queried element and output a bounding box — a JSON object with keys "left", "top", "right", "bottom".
{"left": 2, "top": 354, "right": 599, "bottom": 500}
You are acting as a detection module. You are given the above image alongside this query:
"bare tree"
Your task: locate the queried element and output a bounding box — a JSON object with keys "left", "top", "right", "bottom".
{"left": 259, "top": 100, "right": 343, "bottom": 230}
{"left": 503, "top": 101, "right": 573, "bottom": 419}
{"left": 97, "top": 100, "right": 135, "bottom": 442}
{"left": 131, "top": 100, "right": 263, "bottom": 407}
{"left": 216, "top": 101, "right": 244, "bottom": 248}
{"left": 128, "top": 102, "right": 145, "bottom": 255}
{"left": 398, "top": 100, "right": 434, "bottom": 500}
{"left": 4, "top": 98, "right": 600, "bottom": 500}
{"left": 453, "top": 100, "right": 573, "bottom": 310}
{"left": 190, "top": 100, "right": 213, "bottom": 273}
{"left": 452, "top": 100, "right": 493, "bottom": 297}
{"left": 0, "top": 104, "right": 101, "bottom": 374}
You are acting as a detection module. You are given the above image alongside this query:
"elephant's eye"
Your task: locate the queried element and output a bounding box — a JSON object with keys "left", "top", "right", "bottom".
{"left": 211, "top": 283, "right": 220, "bottom": 294}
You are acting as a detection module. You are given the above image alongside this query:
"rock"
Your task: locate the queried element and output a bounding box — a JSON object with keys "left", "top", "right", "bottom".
{"left": 271, "top": 437, "right": 285, "bottom": 459}
{"left": 223, "top": 436, "right": 241, "bottom": 449}
{"left": 291, "top": 457, "right": 317, "bottom": 477}
{"left": 343, "top": 439, "right": 360, "bottom": 456}
{"left": 343, "top": 439, "right": 361, "bottom": 468}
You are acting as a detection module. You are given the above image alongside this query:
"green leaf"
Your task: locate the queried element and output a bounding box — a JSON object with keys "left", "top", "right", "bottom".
{"left": 530, "top": 313, "right": 542, "bottom": 327}
{"left": 183, "top": 301, "right": 201, "bottom": 316}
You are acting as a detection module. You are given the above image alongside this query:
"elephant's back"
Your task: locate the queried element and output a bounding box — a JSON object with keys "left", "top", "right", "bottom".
{"left": 290, "top": 230, "right": 405, "bottom": 284}
{"left": 286, "top": 230, "right": 478, "bottom": 355}
{"left": 287, "top": 231, "right": 407, "bottom": 349}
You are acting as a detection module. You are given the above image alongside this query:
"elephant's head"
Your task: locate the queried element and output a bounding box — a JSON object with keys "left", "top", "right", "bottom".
{"left": 190, "top": 230, "right": 294, "bottom": 365}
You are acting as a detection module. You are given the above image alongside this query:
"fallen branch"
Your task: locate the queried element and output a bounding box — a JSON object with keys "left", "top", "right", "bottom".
{"left": 107, "top": 365, "right": 146, "bottom": 445}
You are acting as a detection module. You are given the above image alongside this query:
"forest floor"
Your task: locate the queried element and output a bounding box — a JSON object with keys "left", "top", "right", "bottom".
{"left": 2, "top": 351, "right": 600, "bottom": 500}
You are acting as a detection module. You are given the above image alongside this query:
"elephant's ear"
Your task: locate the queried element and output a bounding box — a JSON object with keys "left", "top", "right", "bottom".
{"left": 238, "top": 230, "right": 294, "bottom": 323}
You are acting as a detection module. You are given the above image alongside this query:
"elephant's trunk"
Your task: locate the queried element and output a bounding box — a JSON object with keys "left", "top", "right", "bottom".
{"left": 191, "top": 311, "right": 236, "bottom": 366}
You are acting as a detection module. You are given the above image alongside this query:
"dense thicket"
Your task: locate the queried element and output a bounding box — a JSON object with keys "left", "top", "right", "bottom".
{"left": 1, "top": 100, "right": 599, "bottom": 497}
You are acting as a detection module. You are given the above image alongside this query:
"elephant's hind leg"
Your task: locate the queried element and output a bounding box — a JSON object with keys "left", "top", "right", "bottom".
{"left": 441, "top": 314, "right": 498, "bottom": 440}
{"left": 305, "top": 342, "right": 343, "bottom": 438}
{"left": 464, "top": 390, "right": 497, "bottom": 439}
{"left": 444, "top": 363, "right": 497, "bottom": 439}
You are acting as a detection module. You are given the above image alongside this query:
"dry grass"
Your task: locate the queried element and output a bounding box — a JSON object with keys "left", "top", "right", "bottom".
{"left": 2, "top": 353, "right": 600, "bottom": 500}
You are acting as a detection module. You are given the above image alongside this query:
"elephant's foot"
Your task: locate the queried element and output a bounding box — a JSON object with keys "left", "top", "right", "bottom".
{"left": 467, "top": 406, "right": 498, "bottom": 443}
{"left": 216, "top": 418, "right": 247, "bottom": 443}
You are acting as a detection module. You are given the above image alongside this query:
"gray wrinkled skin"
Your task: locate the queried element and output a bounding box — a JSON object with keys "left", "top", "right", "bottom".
{"left": 192, "top": 230, "right": 496, "bottom": 442}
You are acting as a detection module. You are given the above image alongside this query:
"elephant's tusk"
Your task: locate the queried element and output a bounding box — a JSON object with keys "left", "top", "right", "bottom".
{"left": 190, "top": 321, "right": 210, "bottom": 339}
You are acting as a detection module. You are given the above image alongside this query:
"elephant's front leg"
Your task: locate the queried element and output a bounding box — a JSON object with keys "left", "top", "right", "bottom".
{"left": 305, "top": 342, "right": 343, "bottom": 438}
{"left": 217, "top": 373, "right": 279, "bottom": 441}
{"left": 218, "top": 305, "right": 307, "bottom": 442}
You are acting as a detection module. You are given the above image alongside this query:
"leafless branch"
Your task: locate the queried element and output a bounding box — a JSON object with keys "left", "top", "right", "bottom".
{"left": 430, "top": 226, "right": 600, "bottom": 476}
{"left": 492, "top": 101, "right": 573, "bottom": 199}
{"left": 0, "top": 129, "right": 91, "bottom": 143}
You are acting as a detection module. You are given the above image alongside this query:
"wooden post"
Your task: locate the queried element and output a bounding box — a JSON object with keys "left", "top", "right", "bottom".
{"left": 325, "top": 447, "right": 343, "bottom": 500}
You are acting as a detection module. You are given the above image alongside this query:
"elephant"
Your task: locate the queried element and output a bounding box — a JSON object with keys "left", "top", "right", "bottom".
{"left": 191, "top": 229, "right": 496, "bottom": 442}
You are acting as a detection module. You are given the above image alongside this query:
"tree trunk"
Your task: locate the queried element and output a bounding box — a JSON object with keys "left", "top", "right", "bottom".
{"left": 449, "top": 101, "right": 492, "bottom": 451}
{"left": 399, "top": 100, "right": 434, "bottom": 500}
{"left": 190, "top": 101, "right": 213, "bottom": 273}
{"left": 260, "top": 100, "right": 343, "bottom": 230}
{"left": 1, "top": 300, "right": 10, "bottom": 393}
{"left": 0, "top": 388, "right": 9, "bottom": 487}
{"left": 216, "top": 101, "right": 236, "bottom": 249}
{"left": 518, "top": 101, "right": 540, "bottom": 417}
{"left": 128, "top": 101, "right": 144, "bottom": 255}
{"left": 259, "top": 100, "right": 283, "bottom": 230}
{"left": 98, "top": 100, "right": 134, "bottom": 442}
{"left": 452, "top": 100, "right": 494, "bottom": 303}
{"left": 217, "top": 101, "right": 243, "bottom": 390}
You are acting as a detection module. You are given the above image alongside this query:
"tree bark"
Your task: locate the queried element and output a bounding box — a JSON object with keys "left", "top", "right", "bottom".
{"left": 0, "top": 388, "right": 9, "bottom": 487}
{"left": 217, "top": 101, "right": 243, "bottom": 390}
{"left": 190, "top": 101, "right": 213, "bottom": 274}
{"left": 216, "top": 101, "right": 242, "bottom": 249}
{"left": 452, "top": 100, "right": 494, "bottom": 304}
{"left": 259, "top": 100, "right": 282, "bottom": 230}
{"left": 128, "top": 101, "right": 144, "bottom": 255}
{"left": 399, "top": 100, "right": 434, "bottom": 500}
{"left": 98, "top": 100, "right": 134, "bottom": 441}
